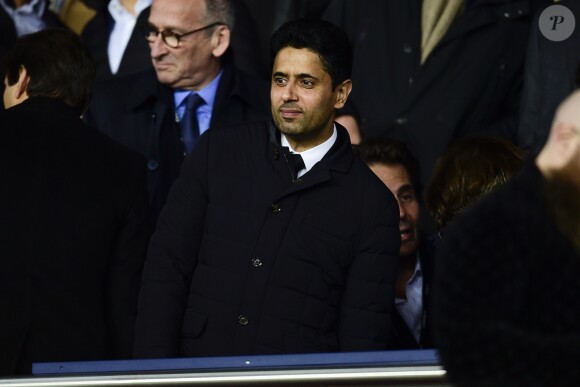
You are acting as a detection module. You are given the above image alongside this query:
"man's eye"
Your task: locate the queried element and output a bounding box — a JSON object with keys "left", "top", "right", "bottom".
{"left": 301, "top": 79, "right": 314, "bottom": 87}
{"left": 274, "top": 78, "right": 287, "bottom": 86}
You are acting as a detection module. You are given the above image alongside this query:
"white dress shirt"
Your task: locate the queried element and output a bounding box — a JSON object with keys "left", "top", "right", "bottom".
{"left": 107, "top": 0, "right": 152, "bottom": 74}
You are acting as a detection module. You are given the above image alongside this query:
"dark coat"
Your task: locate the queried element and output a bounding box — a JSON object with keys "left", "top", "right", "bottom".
{"left": 134, "top": 121, "right": 401, "bottom": 358}
{"left": 0, "top": 97, "right": 151, "bottom": 375}
{"left": 81, "top": 6, "right": 152, "bottom": 81}
{"left": 432, "top": 161, "right": 580, "bottom": 386}
{"left": 323, "top": 0, "right": 543, "bottom": 185}
{"left": 517, "top": 0, "right": 580, "bottom": 154}
{"left": 84, "top": 64, "right": 270, "bottom": 216}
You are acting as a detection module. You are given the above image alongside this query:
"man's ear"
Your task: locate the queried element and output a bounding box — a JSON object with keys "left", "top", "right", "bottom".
{"left": 15, "top": 66, "right": 30, "bottom": 100}
{"left": 211, "top": 25, "right": 231, "bottom": 58}
{"left": 4, "top": 66, "right": 30, "bottom": 108}
{"left": 333, "top": 79, "right": 352, "bottom": 110}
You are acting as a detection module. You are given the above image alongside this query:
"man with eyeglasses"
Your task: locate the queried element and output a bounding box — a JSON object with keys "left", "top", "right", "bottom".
{"left": 84, "top": 0, "right": 270, "bottom": 218}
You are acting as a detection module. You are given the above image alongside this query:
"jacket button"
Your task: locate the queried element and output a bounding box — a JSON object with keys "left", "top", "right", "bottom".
{"left": 147, "top": 159, "right": 159, "bottom": 171}
{"left": 403, "top": 44, "right": 412, "bottom": 54}
{"left": 238, "top": 315, "right": 249, "bottom": 326}
{"left": 395, "top": 116, "right": 408, "bottom": 125}
{"left": 271, "top": 204, "right": 281, "bottom": 213}
{"left": 251, "top": 257, "right": 263, "bottom": 268}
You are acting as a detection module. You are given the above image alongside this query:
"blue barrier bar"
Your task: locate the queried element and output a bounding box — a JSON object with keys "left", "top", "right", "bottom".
{"left": 33, "top": 349, "right": 440, "bottom": 375}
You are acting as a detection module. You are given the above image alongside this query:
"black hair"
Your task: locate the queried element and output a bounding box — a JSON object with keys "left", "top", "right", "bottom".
{"left": 354, "top": 137, "right": 422, "bottom": 198}
{"left": 2, "top": 28, "right": 95, "bottom": 114}
{"left": 270, "top": 19, "right": 352, "bottom": 89}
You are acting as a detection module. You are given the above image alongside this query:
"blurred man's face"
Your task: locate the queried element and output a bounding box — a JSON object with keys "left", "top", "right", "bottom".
{"left": 370, "top": 163, "right": 420, "bottom": 257}
{"left": 147, "top": 0, "right": 223, "bottom": 90}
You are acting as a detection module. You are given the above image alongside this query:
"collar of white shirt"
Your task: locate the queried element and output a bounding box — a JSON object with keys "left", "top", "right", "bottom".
{"left": 281, "top": 125, "right": 337, "bottom": 178}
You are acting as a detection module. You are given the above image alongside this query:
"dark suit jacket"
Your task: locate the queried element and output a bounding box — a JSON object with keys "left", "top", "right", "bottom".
{"left": 81, "top": 5, "right": 152, "bottom": 81}
{"left": 0, "top": 97, "right": 151, "bottom": 375}
{"left": 134, "top": 122, "right": 401, "bottom": 358}
{"left": 84, "top": 64, "right": 270, "bottom": 216}
{"left": 323, "top": 0, "right": 547, "bottom": 186}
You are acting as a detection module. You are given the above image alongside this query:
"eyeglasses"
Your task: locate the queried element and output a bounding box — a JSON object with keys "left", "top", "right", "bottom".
{"left": 142, "top": 22, "right": 224, "bottom": 48}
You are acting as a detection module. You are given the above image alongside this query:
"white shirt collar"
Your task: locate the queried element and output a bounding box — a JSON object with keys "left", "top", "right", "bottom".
{"left": 108, "top": 0, "right": 151, "bottom": 20}
{"left": 281, "top": 125, "right": 337, "bottom": 178}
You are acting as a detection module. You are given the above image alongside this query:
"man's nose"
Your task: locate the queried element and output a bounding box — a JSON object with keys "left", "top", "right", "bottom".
{"left": 398, "top": 201, "right": 405, "bottom": 219}
{"left": 149, "top": 34, "right": 167, "bottom": 59}
{"left": 282, "top": 83, "right": 297, "bottom": 101}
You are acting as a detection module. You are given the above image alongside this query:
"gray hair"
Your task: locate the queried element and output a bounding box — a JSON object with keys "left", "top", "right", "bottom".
{"left": 205, "top": 0, "right": 234, "bottom": 31}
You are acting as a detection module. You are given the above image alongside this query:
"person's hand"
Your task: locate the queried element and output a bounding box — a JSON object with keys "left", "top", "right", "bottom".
{"left": 536, "top": 92, "right": 580, "bottom": 189}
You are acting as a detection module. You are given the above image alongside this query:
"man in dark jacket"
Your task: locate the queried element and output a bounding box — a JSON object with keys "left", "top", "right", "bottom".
{"left": 355, "top": 138, "right": 435, "bottom": 349}
{"left": 84, "top": 0, "right": 270, "bottom": 217}
{"left": 432, "top": 90, "right": 580, "bottom": 386}
{"left": 0, "top": 29, "right": 150, "bottom": 375}
{"left": 134, "top": 19, "right": 401, "bottom": 358}
{"left": 80, "top": 1, "right": 152, "bottom": 82}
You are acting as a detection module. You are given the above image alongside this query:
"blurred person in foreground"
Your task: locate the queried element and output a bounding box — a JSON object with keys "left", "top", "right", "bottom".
{"left": 432, "top": 91, "right": 580, "bottom": 386}
{"left": 0, "top": 28, "right": 150, "bottom": 375}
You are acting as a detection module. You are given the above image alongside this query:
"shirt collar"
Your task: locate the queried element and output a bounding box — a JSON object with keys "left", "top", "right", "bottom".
{"left": 174, "top": 69, "right": 223, "bottom": 109}
{"left": 0, "top": 0, "right": 44, "bottom": 17}
{"left": 395, "top": 255, "right": 423, "bottom": 305}
{"left": 108, "top": 0, "right": 151, "bottom": 20}
{"left": 281, "top": 125, "right": 338, "bottom": 173}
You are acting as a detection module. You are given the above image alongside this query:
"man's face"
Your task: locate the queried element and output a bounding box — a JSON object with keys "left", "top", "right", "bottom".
{"left": 370, "top": 163, "right": 420, "bottom": 257}
{"left": 271, "top": 47, "right": 348, "bottom": 150}
{"left": 148, "top": 0, "right": 219, "bottom": 90}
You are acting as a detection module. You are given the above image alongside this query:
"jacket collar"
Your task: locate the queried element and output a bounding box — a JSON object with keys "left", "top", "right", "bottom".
{"left": 124, "top": 62, "right": 264, "bottom": 115}
{"left": 214, "top": 63, "right": 269, "bottom": 116}
{"left": 268, "top": 121, "right": 354, "bottom": 175}
{"left": 125, "top": 68, "right": 171, "bottom": 111}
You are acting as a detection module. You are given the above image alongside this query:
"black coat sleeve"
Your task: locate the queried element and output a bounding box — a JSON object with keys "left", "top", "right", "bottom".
{"left": 133, "top": 132, "right": 210, "bottom": 358}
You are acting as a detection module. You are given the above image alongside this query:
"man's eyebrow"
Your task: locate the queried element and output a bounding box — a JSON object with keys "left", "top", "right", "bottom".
{"left": 147, "top": 21, "right": 181, "bottom": 32}
{"left": 397, "top": 183, "right": 415, "bottom": 195}
{"left": 272, "top": 71, "right": 319, "bottom": 80}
